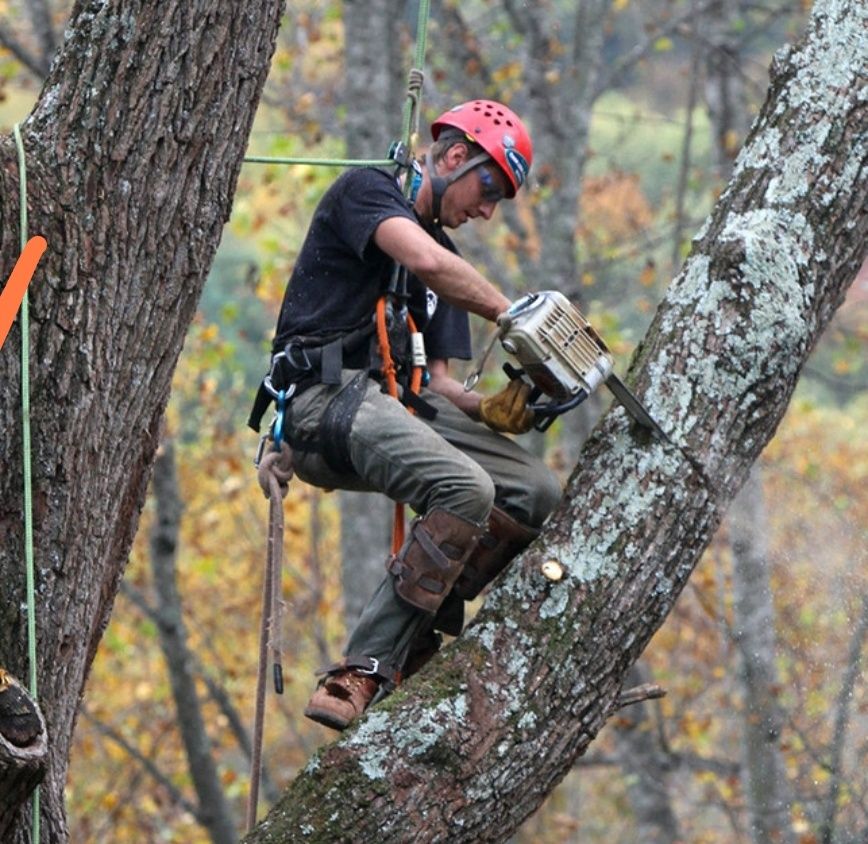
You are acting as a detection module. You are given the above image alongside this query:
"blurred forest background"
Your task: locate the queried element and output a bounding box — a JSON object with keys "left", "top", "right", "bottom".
{"left": 1, "top": 0, "right": 865, "bottom": 842}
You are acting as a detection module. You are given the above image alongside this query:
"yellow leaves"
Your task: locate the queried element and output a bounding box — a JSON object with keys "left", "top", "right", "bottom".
{"left": 722, "top": 128, "right": 742, "bottom": 157}
{"left": 101, "top": 791, "right": 120, "bottom": 811}
{"left": 491, "top": 61, "right": 524, "bottom": 97}
{"left": 681, "top": 711, "right": 711, "bottom": 743}
{"left": 579, "top": 172, "right": 654, "bottom": 249}
{"left": 134, "top": 681, "right": 154, "bottom": 702}
{"left": 638, "top": 259, "right": 656, "bottom": 287}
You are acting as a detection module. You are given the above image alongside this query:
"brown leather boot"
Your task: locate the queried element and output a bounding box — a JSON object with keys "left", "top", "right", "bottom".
{"left": 304, "top": 656, "right": 396, "bottom": 731}
{"left": 304, "top": 670, "right": 379, "bottom": 731}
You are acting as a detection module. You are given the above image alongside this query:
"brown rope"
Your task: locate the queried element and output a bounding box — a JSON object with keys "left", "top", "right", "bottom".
{"left": 247, "top": 442, "right": 294, "bottom": 832}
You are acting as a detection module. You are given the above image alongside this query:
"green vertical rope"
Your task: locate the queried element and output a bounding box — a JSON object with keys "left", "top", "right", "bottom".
{"left": 400, "top": 0, "right": 431, "bottom": 148}
{"left": 13, "top": 121, "right": 40, "bottom": 844}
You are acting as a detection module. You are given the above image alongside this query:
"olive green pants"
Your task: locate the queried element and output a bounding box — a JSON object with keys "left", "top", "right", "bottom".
{"left": 285, "top": 371, "right": 562, "bottom": 667}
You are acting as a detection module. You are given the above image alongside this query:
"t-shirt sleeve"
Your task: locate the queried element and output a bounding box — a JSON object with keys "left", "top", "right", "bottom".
{"left": 333, "top": 169, "right": 418, "bottom": 260}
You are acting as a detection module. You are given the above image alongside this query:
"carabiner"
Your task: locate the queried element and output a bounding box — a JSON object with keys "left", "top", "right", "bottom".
{"left": 272, "top": 389, "right": 287, "bottom": 449}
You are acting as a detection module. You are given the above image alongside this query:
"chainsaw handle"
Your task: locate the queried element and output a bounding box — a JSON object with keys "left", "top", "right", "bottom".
{"left": 501, "top": 363, "right": 587, "bottom": 431}
{"left": 502, "top": 362, "right": 543, "bottom": 402}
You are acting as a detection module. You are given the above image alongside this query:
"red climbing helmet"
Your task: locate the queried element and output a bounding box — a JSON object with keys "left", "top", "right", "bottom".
{"left": 431, "top": 99, "right": 533, "bottom": 198}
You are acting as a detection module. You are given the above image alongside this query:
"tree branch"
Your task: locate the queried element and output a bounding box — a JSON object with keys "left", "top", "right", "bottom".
{"left": 0, "top": 21, "right": 49, "bottom": 78}
{"left": 0, "top": 672, "right": 47, "bottom": 840}
{"left": 79, "top": 709, "right": 202, "bottom": 821}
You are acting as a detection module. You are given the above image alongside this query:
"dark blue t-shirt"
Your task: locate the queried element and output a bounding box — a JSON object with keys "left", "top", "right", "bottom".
{"left": 273, "top": 168, "right": 471, "bottom": 366}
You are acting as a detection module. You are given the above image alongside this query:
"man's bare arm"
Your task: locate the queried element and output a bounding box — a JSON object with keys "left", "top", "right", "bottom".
{"left": 373, "top": 216, "right": 509, "bottom": 322}
{"left": 426, "top": 359, "right": 481, "bottom": 418}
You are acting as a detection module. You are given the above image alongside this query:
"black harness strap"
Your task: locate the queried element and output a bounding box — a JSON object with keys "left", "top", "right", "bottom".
{"left": 248, "top": 322, "right": 376, "bottom": 433}
{"left": 319, "top": 371, "right": 369, "bottom": 474}
{"left": 319, "top": 338, "right": 344, "bottom": 385}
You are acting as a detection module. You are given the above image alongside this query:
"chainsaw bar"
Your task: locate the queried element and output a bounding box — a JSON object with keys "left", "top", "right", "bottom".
{"left": 606, "top": 374, "right": 670, "bottom": 443}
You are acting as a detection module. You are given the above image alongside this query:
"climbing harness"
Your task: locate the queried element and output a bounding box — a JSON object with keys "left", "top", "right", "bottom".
{"left": 13, "top": 121, "right": 41, "bottom": 844}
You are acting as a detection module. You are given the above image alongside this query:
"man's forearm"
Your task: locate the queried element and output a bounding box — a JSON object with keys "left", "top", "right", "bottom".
{"left": 426, "top": 368, "right": 482, "bottom": 419}
{"left": 373, "top": 216, "right": 509, "bottom": 322}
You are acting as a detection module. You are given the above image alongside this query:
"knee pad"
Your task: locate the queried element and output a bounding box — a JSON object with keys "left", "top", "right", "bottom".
{"left": 387, "top": 508, "right": 484, "bottom": 614}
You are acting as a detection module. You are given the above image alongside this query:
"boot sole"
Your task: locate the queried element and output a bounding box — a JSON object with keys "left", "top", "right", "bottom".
{"left": 304, "top": 705, "right": 351, "bottom": 731}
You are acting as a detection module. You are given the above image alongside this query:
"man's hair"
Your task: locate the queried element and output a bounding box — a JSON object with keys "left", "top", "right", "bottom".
{"left": 429, "top": 128, "right": 488, "bottom": 164}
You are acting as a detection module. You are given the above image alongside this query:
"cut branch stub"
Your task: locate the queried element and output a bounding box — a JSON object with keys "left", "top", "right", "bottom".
{"left": 0, "top": 670, "right": 48, "bottom": 840}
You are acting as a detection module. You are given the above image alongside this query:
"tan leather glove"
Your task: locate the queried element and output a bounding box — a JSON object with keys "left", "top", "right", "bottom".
{"left": 479, "top": 379, "right": 535, "bottom": 434}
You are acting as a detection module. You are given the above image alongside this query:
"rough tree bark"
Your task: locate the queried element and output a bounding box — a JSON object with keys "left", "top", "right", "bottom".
{"left": 244, "top": 2, "right": 867, "bottom": 840}
{"left": 0, "top": 1, "right": 284, "bottom": 839}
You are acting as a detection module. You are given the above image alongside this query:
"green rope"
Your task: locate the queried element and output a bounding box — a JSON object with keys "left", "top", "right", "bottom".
{"left": 13, "top": 121, "right": 40, "bottom": 843}
{"left": 399, "top": 0, "right": 431, "bottom": 150}
{"left": 243, "top": 155, "right": 392, "bottom": 167}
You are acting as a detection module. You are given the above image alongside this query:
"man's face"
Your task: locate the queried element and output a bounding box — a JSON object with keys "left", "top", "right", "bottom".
{"left": 439, "top": 157, "right": 510, "bottom": 229}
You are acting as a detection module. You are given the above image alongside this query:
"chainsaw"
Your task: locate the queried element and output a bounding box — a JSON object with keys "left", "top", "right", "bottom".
{"left": 464, "top": 290, "right": 669, "bottom": 440}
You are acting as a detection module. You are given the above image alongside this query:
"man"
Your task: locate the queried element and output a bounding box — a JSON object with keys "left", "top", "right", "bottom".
{"left": 253, "top": 99, "right": 562, "bottom": 730}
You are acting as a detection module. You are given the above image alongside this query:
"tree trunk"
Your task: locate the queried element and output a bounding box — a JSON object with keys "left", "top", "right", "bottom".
{"left": 730, "top": 467, "right": 795, "bottom": 844}
{"left": 502, "top": 0, "right": 610, "bottom": 290}
{"left": 149, "top": 439, "right": 238, "bottom": 844}
{"left": 818, "top": 594, "right": 868, "bottom": 844}
{"left": 244, "top": 3, "right": 868, "bottom": 840}
{"left": 0, "top": 1, "right": 284, "bottom": 838}
{"left": 703, "top": 0, "right": 750, "bottom": 180}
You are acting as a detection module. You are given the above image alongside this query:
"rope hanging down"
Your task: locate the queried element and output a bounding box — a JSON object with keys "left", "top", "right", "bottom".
{"left": 243, "top": 0, "right": 432, "bottom": 171}
{"left": 247, "top": 442, "right": 294, "bottom": 832}
{"left": 13, "top": 121, "right": 41, "bottom": 844}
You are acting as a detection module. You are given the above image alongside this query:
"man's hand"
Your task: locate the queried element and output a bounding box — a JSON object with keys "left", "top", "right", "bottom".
{"left": 479, "top": 380, "right": 535, "bottom": 434}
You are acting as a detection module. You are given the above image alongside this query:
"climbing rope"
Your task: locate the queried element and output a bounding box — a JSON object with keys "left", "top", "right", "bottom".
{"left": 375, "top": 298, "right": 425, "bottom": 551}
{"left": 13, "top": 121, "right": 40, "bottom": 843}
{"left": 243, "top": 154, "right": 392, "bottom": 167}
{"left": 248, "top": 442, "right": 294, "bottom": 832}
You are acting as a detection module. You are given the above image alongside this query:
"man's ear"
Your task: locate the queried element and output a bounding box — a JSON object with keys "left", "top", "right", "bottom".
{"left": 444, "top": 141, "right": 470, "bottom": 171}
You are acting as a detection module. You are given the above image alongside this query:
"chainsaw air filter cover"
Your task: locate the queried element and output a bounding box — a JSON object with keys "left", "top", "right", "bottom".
{"left": 499, "top": 291, "right": 614, "bottom": 400}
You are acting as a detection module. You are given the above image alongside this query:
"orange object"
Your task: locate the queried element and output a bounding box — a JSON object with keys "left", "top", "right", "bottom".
{"left": 0, "top": 236, "right": 46, "bottom": 351}
{"left": 375, "top": 297, "right": 425, "bottom": 553}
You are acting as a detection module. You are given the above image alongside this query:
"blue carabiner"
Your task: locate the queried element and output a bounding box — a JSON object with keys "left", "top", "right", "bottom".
{"left": 273, "top": 389, "right": 287, "bottom": 449}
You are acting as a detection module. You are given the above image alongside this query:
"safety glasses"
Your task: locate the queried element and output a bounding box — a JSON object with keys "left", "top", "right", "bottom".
{"left": 478, "top": 166, "right": 506, "bottom": 204}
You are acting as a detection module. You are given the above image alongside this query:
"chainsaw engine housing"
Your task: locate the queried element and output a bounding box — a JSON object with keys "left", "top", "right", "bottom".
{"left": 499, "top": 291, "right": 614, "bottom": 401}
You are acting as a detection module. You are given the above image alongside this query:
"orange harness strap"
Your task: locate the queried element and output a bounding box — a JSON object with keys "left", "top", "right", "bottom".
{"left": 375, "top": 296, "right": 423, "bottom": 553}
